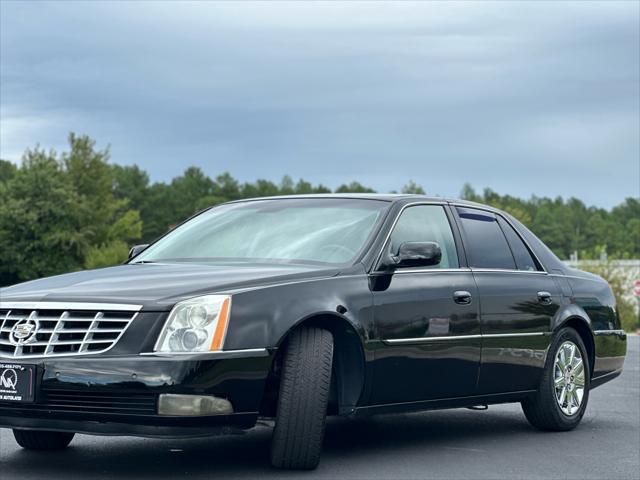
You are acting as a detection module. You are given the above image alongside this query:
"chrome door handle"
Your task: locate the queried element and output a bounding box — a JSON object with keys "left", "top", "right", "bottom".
{"left": 537, "top": 291, "right": 552, "bottom": 304}
{"left": 453, "top": 291, "right": 472, "bottom": 305}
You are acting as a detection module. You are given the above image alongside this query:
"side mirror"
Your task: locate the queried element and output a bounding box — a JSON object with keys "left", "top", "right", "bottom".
{"left": 393, "top": 241, "right": 442, "bottom": 269}
{"left": 128, "top": 244, "right": 149, "bottom": 260}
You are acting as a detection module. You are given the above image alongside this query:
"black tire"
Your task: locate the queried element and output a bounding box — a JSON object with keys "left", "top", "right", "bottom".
{"left": 13, "top": 429, "right": 75, "bottom": 450}
{"left": 270, "top": 327, "right": 334, "bottom": 470}
{"left": 522, "top": 327, "right": 590, "bottom": 431}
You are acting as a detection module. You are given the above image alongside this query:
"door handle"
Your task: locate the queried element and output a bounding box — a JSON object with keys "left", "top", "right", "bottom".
{"left": 537, "top": 291, "right": 552, "bottom": 304}
{"left": 453, "top": 291, "right": 472, "bottom": 305}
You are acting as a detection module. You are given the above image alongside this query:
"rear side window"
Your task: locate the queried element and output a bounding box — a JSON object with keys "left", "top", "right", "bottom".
{"left": 456, "top": 207, "right": 515, "bottom": 270}
{"left": 389, "top": 205, "right": 459, "bottom": 269}
{"left": 497, "top": 217, "right": 539, "bottom": 271}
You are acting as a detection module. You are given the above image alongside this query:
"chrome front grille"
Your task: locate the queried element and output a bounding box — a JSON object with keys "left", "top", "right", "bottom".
{"left": 0, "top": 304, "right": 139, "bottom": 358}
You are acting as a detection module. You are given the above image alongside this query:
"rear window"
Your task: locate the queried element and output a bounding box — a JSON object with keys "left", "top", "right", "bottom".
{"left": 456, "top": 207, "right": 516, "bottom": 270}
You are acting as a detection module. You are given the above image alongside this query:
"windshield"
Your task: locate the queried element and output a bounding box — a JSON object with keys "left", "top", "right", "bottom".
{"left": 133, "top": 198, "right": 388, "bottom": 265}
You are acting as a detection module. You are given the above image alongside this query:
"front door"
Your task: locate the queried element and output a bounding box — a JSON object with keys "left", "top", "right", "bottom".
{"left": 370, "top": 204, "right": 481, "bottom": 404}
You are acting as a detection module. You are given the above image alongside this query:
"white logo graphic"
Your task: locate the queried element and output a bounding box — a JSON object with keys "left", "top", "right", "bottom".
{"left": 9, "top": 318, "right": 39, "bottom": 345}
{"left": 0, "top": 369, "right": 18, "bottom": 390}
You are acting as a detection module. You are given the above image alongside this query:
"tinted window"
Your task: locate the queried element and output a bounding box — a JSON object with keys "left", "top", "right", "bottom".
{"left": 497, "top": 217, "right": 539, "bottom": 271}
{"left": 456, "top": 207, "right": 515, "bottom": 269}
{"left": 389, "top": 205, "right": 459, "bottom": 269}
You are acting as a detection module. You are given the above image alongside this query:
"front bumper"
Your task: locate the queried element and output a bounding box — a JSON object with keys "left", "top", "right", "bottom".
{"left": 0, "top": 349, "right": 274, "bottom": 438}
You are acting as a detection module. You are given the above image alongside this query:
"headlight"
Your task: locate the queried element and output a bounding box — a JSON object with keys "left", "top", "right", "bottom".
{"left": 154, "top": 295, "right": 231, "bottom": 353}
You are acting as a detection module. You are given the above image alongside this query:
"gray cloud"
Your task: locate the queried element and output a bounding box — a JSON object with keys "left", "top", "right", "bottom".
{"left": 1, "top": 1, "right": 638, "bottom": 207}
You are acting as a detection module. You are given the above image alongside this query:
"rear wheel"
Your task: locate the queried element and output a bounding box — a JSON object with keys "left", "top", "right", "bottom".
{"left": 13, "top": 429, "right": 75, "bottom": 450}
{"left": 522, "top": 327, "right": 590, "bottom": 431}
{"left": 270, "top": 327, "right": 334, "bottom": 470}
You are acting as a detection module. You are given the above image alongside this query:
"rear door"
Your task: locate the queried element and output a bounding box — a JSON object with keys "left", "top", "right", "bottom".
{"left": 370, "top": 204, "right": 481, "bottom": 404}
{"left": 454, "top": 207, "right": 561, "bottom": 394}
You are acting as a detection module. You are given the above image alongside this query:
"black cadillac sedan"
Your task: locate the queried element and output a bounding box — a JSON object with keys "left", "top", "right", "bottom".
{"left": 0, "top": 195, "right": 627, "bottom": 469}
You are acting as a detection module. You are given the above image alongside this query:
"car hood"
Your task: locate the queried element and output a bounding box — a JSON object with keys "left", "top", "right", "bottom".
{"left": 0, "top": 262, "right": 341, "bottom": 310}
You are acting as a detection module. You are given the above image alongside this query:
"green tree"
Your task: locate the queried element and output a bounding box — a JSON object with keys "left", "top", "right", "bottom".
{"left": 610, "top": 198, "right": 640, "bottom": 257}
{"left": 139, "top": 182, "right": 174, "bottom": 242}
{"left": 0, "top": 148, "right": 85, "bottom": 284}
{"left": 0, "top": 160, "right": 17, "bottom": 183}
{"left": 279, "top": 175, "right": 295, "bottom": 195}
{"left": 241, "top": 179, "right": 280, "bottom": 199}
{"left": 401, "top": 180, "right": 426, "bottom": 195}
{"left": 169, "top": 167, "right": 216, "bottom": 221}
{"left": 0, "top": 134, "right": 142, "bottom": 282}
{"left": 62, "top": 134, "right": 141, "bottom": 269}
{"left": 335, "top": 181, "right": 376, "bottom": 193}
{"left": 137, "top": 167, "right": 216, "bottom": 242}
{"left": 460, "top": 183, "right": 479, "bottom": 202}
{"left": 215, "top": 172, "right": 242, "bottom": 201}
{"left": 112, "top": 164, "right": 150, "bottom": 211}
{"left": 295, "top": 179, "right": 331, "bottom": 194}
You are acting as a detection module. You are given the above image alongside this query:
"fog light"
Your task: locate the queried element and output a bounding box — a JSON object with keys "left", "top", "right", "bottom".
{"left": 158, "top": 394, "right": 234, "bottom": 416}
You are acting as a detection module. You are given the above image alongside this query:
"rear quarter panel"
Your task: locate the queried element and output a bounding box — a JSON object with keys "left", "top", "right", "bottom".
{"left": 565, "top": 270, "right": 627, "bottom": 382}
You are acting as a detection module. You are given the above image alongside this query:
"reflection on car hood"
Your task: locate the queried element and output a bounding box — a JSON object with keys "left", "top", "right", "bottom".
{"left": 0, "top": 262, "right": 340, "bottom": 310}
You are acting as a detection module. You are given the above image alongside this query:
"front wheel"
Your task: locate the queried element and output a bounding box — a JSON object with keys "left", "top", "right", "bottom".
{"left": 522, "top": 327, "right": 590, "bottom": 431}
{"left": 270, "top": 327, "right": 334, "bottom": 470}
{"left": 13, "top": 429, "right": 75, "bottom": 450}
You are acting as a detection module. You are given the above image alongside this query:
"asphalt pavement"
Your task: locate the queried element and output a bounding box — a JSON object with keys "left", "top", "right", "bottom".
{"left": 1, "top": 336, "right": 638, "bottom": 480}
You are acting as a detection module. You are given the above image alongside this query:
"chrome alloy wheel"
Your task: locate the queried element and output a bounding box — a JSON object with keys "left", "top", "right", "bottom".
{"left": 554, "top": 341, "right": 586, "bottom": 416}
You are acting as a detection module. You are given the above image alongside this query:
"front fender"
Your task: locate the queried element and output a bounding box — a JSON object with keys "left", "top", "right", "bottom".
{"left": 223, "top": 274, "right": 373, "bottom": 353}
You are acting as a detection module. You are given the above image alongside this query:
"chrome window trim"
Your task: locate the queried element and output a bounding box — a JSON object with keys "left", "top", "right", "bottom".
{"left": 371, "top": 200, "right": 548, "bottom": 275}
{"left": 371, "top": 267, "right": 549, "bottom": 276}
{"left": 371, "top": 200, "right": 459, "bottom": 273}
{"left": 0, "top": 301, "right": 143, "bottom": 312}
{"left": 450, "top": 203, "right": 547, "bottom": 274}
{"left": 383, "top": 331, "right": 548, "bottom": 345}
{"left": 383, "top": 268, "right": 472, "bottom": 275}
{"left": 470, "top": 268, "right": 548, "bottom": 275}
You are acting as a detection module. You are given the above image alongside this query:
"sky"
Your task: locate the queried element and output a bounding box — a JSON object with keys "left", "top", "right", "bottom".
{"left": 1, "top": 1, "right": 638, "bottom": 209}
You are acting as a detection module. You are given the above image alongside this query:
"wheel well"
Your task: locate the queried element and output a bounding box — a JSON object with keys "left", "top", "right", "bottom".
{"left": 260, "top": 314, "right": 366, "bottom": 417}
{"left": 562, "top": 317, "right": 595, "bottom": 377}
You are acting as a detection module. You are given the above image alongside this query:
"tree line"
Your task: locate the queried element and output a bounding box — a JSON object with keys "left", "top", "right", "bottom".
{"left": 1, "top": 133, "right": 638, "bottom": 290}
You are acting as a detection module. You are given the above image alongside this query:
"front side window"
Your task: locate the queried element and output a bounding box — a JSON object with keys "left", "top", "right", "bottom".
{"left": 456, "top": 207, "right": 516, "bottom": 270}
{"left": 134, "top": 198, "right": 388, "bottom": 265}
{"left": 389, "top": 205, "right": 459, "bottom": 269}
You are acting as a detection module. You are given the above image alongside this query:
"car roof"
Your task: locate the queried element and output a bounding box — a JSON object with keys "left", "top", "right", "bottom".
{"left": 225, "top": 193, "right": 413, "bottom": 202}
{"left": 224, "top": 193, "right": 497, "bottom": 211}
